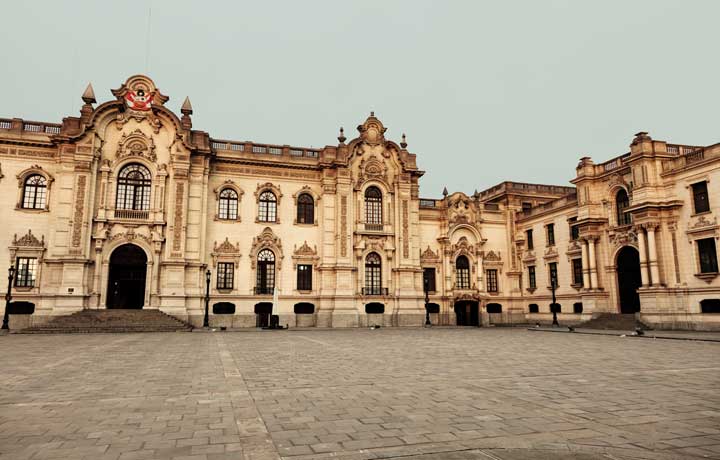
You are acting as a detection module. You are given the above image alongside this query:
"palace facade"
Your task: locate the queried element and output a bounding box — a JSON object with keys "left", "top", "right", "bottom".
{"left": 1, "top": 76, "right": 718, "bottom": 330}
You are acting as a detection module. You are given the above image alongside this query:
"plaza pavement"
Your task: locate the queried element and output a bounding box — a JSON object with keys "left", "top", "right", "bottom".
{"left": 0, "top": 328, "right": 719, "bottom": 460}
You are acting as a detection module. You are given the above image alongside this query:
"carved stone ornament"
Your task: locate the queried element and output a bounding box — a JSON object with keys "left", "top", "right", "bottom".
{"left": 420, "top": 246, "right": 440, "bottom": 263}
{"left": 112, "top": 76, "right": 167, "bottom": 132}
{"left": 116, "top": 129, "right": 157, "bottom": 162}
{"left": 447, "top": 193, "right": 479, "bottom": 228}
{"left": 250, "top": 227, "right": 284, "bottom": 269}
{"left": 452, "top": 236, "right": 476, "bottom": 258}
{"left": 211, "top": 237, "right": 241, "bottom": 267}
{"left": 294, "top": 241, "right": 317, "bottom": 257}
{"left": 12, "top": 229, "right": 44, "bottom": 247}
{"left": 690, "top": 215, "right": 718, "bottom": 230}
{"left": 110, "top": 229, "right": 152, "bottom": 245}
{"left": 357, "top": 112, "right": 387, "bottom": 147}
{"left": 543, "top": 246, "right": 558, "bottom": 260}
{"left": 356, "top": 155, "right": 388, "bottom": 188}
{"left": 610, "top": 228, "right": 638, "bottom": 248}
{"left": 484, "top": 250, "right": 501, "bottom": 261}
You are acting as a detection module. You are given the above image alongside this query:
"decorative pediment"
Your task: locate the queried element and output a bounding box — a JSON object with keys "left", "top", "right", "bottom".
{"left": 453, "top": 236, "right": 475, "bottom": 256}
{"left": 686, "top": 215, "right": 719, "bottom": 241}
{"left": 357, "top": 112, "right": 387, "bottom": 146}
{"left": 566, "top": 240, "right": 582, "bottom": 255}
{"left": 420, "top": 246, "right": 440, "bottom": 263}
{"left": 16, "top": 165, "right": 54, "bottom": 187}
{"left": 250, "top": 227, "right": 284, "bottom": 269}
{"left": 214, "top": 179, "right": 244, "bottom": 197}
{"left": 117, "top": 129, "right": 157, "bottom": 162}
{"left": 355, "top": 155, "right": 389, "bottom": 189}
{"left": 543, "top": 246, "right": 559, "bottom": 260}
{"left": 484, "top": 250, "right": 501, "bottom": 261}
{"left": 292, "top": 185, "right": 320, "bottom": 202}
{"left": 609, "top": 228, "right": 638, "bottom": 249}
{"left": 447, "top": 193, "right": 479, "bottom": 228}
{"left": 690, "top": 215, "right": 718, "bottom": 230}
{"left": 109, "top": 229, "right": 152, "bottom": 245}
{"left": 294, "top": 241, "right": 317, "bottom": 257}
{"left": 214, "top": 238, "right": 240, "bottom": 254}
{"left": 12, "top": 229, "right": 44, "bottom": 248}
{"left": 522, "top": 250, "right": 536, "bottom": 264}
{"left": 254, "top": 182, "right": 282, "bottom": 201}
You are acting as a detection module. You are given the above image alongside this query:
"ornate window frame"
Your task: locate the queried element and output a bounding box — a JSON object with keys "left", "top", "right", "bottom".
{"left": 292, "top": 186, "right": 320, "bottom": 225}
{"left": 8, "top": 229, "right": 46, "bottom": 293}
{"left": 292, "top": 241, "right": 319, "bottom": 292}
{"left": 214, "top": 180, "right": 244, "bottom": 222}
{"left": 16, "top": 165, "right": 54, "bottom": 212}
{"left": 250, "top": 227, "right": 284, "bottom": 293}
{"left": 255, "top": 182, "right": 282, "bottom": 223}
{"left": 211, "top": 238, "right": 241, "bottom": 292}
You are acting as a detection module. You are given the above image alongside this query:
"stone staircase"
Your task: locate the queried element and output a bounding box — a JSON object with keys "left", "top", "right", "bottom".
{"left": 17, "top": 309, "right": 193, "bottom": 334}
{"left": 580, "top": 313, "right": 651, "bottom": 331}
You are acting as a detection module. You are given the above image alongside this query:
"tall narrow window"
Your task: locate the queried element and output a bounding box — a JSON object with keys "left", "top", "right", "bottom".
{"left": 572, "top": 258, "right": 583, "bottom": 286}
{"left": 116, "top": 164, "right": 151, "bottom": 210}
{"left": 546, "top": 224, "right": 555, "bottom": 246}
{"left": 569, "top": 217, "right": 579, "bottom": 241}
{"left": 548, "top": 262, "right": 558, "bottom": 287}
{"left": 364, "top": 252, "right": 382, "bottom": 295}
{"left": 456, "top": 256, "right": 470, "bottom": 289}
{"left": 528, "top": 266, "right": 536, "bottom": 289}
{"left": 296, "top": 193, "right": 314, "bottom": 224}
{"left": 15, "top": 257, "right": 37, "bottom": 288}
{"left": 692, "top": 181, "right": 710, "bottom": 214}
{"left": 616, "top": 189, "right": 632, "bottom": 226}
{"left": 256, "top": 249, "right": 275, "bottom": 294}
{"left": 258, "top": 191, "right": 277, "bottom": 222}
{"left": 218, "top": 189, "right": 238, "bottom": 220}
{"left": 423, "top": 267, "right": 436, "bottom": 292}
{"left": 297, "top": 264, "right": 312, "bottom": 290}
{"left": 486, "top": 269, "right": 498, "bottom": 293}
{"left": 522, "top": 202, "right": 532, "bottom": 213}
{"left": 22, "top": 175, "right": 47, "bottom": 209}
{"left": 364, "top": 186, "right": 383, "bottom": 228}
{"left": 216, "top": 262, "right": 234, "bottom": 290}
{"left": 697, "top": 238, "right": 718, "bottom": 273}
{"left": 526, "top": 229, "right": 534, "bottom": 250}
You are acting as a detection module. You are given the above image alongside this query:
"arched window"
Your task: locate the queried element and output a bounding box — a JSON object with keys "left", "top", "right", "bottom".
{"left": 258, "top": 191, "right": 277, "bottom": 222}
{"left": 22, "top": 175, "right": 47, "bottom": 209}
{"left": 616, "top": 189, "right": 632, "bottom": 226}
{"left": 116, "top": 164, "right": 151, "bottom": 211}
{"left": 218, "top": 188, "right": 238, "bottom": 220}
{"left": 256, "top": 249, "right": 275, "bottom": 294}
{"left": 456, "top": 255, "right": 470, "bottom": 289}
{"left": 365, "top": 186, "right": 383, "bottom": 227}
{"left": 364, "top": 252, "right": 382, "bottom": 295}
{"left": 296, "top": 193, "right": 314, "bottom": 224}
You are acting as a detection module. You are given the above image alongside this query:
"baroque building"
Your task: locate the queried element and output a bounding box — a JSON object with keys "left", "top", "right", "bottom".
{"left": 1, "top": 76, "right": 718, "bottom": 330}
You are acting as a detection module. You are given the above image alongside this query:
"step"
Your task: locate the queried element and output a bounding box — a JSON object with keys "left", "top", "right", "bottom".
{"left": 18, "top": 309, "right": 193, "bottom": 334}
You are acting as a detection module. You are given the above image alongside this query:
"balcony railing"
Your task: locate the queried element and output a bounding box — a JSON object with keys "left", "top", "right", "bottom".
{"left": 114, "top": 209, "right": 149, "bottom": 220}
{"left": 362, "top": 287, "right": 388, "bottom": 296}
{"left": 254, "top": 286, "right": 274, "bottom": 295}
{"left": 364, "top": 223, "right": 384, "bottom": 232}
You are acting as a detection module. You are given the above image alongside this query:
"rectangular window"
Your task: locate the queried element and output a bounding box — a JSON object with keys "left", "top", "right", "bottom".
{"left": 569, "top": 217, "right": 579, "bottom": 241}
{"left": 15, "top": 257, "right": 37, "bottom": 288}
{"left": 486, "top": 269, "right": 498, "bottom": 293}
{"left": 546, "top": 224, "right": 555, "bottom": 246}
{"left": 297, "top": 264, "right": 313, "bottom": 291}
{"left": 216, "top": 262, "right": 234, "bottom": 290}
{"left": 423, "top": 267, "right": 436, "bottom": 292}
{"left": 572, "top": 258, "right": 583, "bottom": 286}
{"left": 697, "top": 238, "right": 719, "bottom": 273}
{"left": 692, "top": 181, "right": 710, "bottom": 214}
{"left": 548, "top": 262, "right": 558, "bottom": 287}
{"left": 526, "top": 229, "right": 534, "bottom": 250}
{"left": 528, "top": 266, "right": 536, "bottom": 289}
{"left": 522, "top": 202, "right": 532, "bottom": 213}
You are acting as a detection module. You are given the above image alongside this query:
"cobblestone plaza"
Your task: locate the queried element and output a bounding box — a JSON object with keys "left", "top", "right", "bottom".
{"left": 1, "top": 329, "right": 719, "bottom": 460}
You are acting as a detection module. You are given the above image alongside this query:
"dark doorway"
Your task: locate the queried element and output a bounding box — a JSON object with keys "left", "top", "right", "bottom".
{"left": 454, "top": 300, "right": 479, "bottom": 326}
{"left": 107, "top": 244, "right": 147, "bottom": 309}
{"left": 255, "top": 302, "right": 273, "bottom": 327}
{"left": 616, "top": 246, "right": 641, "bottom": 313}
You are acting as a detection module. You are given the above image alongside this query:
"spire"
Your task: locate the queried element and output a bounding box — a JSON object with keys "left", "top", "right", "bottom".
{"left": 337, "top": 126, "right": 346, "bottom": 144}
{"left": 442, "top": 187, "right": 448, "bottom": 197}
{"left": 81, "top": 83, "right": 96, "bottom": 104}
{"left": 180, "top": 96, "right": 193, "bottom": 129}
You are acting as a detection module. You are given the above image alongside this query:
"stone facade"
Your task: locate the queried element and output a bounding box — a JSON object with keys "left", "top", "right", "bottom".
{"left": 1, "top": 76, "right": 718, "bottom": 330}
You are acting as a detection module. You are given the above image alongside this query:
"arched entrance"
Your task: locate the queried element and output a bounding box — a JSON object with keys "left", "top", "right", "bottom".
{"left": 616, "top": 246, "right": 641, "bottom": 313}
{"left": 107, "top": 244, "right": 147, "bottom": 309}
{"left": 454, "top": 300, "right": 479, "bottom": 326}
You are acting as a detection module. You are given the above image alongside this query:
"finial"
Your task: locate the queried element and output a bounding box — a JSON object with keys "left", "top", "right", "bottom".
{"left": 81, "top": 83, "right": 96, "bottom": 104}
{"left": 370, "top": 111, "right": 375, "bottom": 117}
{"left": 181, "top": 96, "right": 193, "bottom": 115}
{"left": 338, "top": 126, "right": 346, "bottom": 144}
{"left": 442, "top": 187, "right": 448, "bottom": 197}
{"left": 474, "top": 189, "right": 478, "bottom": 197}
{"left": 400, "top": 133, "right": 407, "bottom": 149}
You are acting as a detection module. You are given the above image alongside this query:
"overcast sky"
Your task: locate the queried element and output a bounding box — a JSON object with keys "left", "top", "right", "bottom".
{"left": 1, "top": 1, "right": 718, "bottom": 197}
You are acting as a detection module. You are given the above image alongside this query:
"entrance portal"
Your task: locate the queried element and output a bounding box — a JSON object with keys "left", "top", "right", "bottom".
{"left": 107, "top": 244, "right": 147, "bottom": 309}
{"left": 255, "top": 302, "right": 273, "bottom": 327}
{"left": 616, "top": 246, "right": 641, "bottom": 313}
{"left": 454, "top": 300, "right": 479, "bottom": 326}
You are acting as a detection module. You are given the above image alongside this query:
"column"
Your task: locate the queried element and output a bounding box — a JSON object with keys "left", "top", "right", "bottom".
{"left": 588, "top": 238, "right": 599, "bottom": 289}
{"left": 581, "top": 239, "right": 591, "bottom": 289}
{"left": 647, "top": 225, "right": 661, "bottom": 287}
{"left": 636, "top": 227, "right": 649, "bottom": 287}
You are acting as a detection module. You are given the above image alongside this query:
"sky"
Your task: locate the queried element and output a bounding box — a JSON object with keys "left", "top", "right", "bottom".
{"left": 1, "top": 1, "right": 718, "bottom": 197}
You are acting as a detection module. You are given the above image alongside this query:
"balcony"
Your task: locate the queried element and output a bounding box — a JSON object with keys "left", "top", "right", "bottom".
{"left": 254, "top": 286, "right": 274, "bottom": 295}
{"left": 362, "top": 287, "right": 388, "bottom": 296}
{"left": 114, "top": 209, "right": 149, "bottom": 220}
{"left": 364, "top": 223, "right": 384, "bottom": 232}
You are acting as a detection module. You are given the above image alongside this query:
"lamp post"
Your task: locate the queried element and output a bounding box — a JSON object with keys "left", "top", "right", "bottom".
{"left": 203, "top": 269, "right": 210, "bottom": 328}
{"left": 2, "top": 265, "right": 15, "bottom": 330}
{"left": 423, "top": 277, "right": 431, "bottom": 327}
{"left": 551, "top": 272, "right": 559, "bottom": 327}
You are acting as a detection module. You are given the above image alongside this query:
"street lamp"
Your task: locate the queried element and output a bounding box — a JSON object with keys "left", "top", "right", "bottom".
{"left": 2, "top": 265, "right": 16, "bottom": 330}
{"left": 550, "top": 271, "right": 559, "bottom": 327}
{"left": 423, "top": 277, "right": 431, "bottom": 327}
{"left": 203, "top": 269, "right": 211, "bottom": 328}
